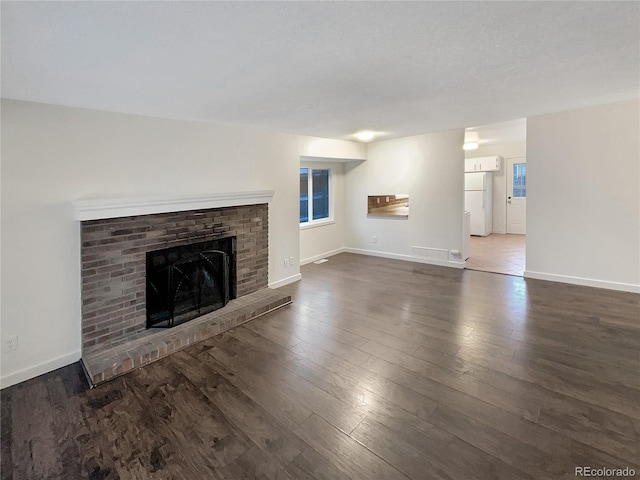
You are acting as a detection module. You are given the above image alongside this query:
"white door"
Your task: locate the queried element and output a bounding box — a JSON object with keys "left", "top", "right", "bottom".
{"left": 506, "top": 158, "right": 526, "bottom": 234}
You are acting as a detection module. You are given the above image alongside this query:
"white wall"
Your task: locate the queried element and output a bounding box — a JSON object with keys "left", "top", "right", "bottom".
{"left": 299, "top": 162, "right": 348, "bottom": 264}
{"left": 344, "top": 129, "right": 465, "bottom": 266}
{"left": 466, "top": 142, "right": 526, "bottom": 234}
{"left": 0, "top": 99, "right": 364, "bottom": 387}
{"left": 526, "top": 99, "right": 640, "bottom": 292}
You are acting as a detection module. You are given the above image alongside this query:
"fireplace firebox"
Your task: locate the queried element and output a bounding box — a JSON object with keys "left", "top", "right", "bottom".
{"left": 146, "top": 237, "right": 236, "bottom": 328}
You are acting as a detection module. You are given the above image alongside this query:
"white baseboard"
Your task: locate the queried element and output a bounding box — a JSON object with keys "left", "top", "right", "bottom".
{"left": 1, "top": 350, "right": 81, "bottom": 390}
{"left": 524, "top": 270, "right": 640, "bottom": 293}
{"left": 300, "top": 247, "right": 347, "bottom": 266}
{"left": 344, "top": 248, "right": 466, "bottom": 269}
{"left": 268, "top": 273, "right": 302, "bottom": 289}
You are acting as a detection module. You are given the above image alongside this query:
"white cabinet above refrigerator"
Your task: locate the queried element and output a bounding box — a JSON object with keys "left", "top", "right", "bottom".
{"left": 464, "top": 156, "right": 502, "bottom": 173}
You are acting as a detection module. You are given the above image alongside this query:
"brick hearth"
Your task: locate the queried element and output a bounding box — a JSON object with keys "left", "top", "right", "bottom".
{"left": 82, "top": 288, "right": 291, "bottom": 386}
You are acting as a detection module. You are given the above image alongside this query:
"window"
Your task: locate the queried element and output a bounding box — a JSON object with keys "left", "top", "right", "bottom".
{"left": 512, "top": 163, "right": 527, "bottom": 198}
{"left": 300, "top": 167, "right": 332, "bottom": 226}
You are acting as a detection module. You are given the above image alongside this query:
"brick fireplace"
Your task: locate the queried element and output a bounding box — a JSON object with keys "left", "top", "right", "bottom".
{"left": 73, "top": 191, "right": 291, "bottom": 385}
{"left": 81, "top": 204, "right": 268, "bottom": 350}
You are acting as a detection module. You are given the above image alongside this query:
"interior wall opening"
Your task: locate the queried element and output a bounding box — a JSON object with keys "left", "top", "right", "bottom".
{"left": 463, "top": 118, "right": 527, "bottom": 276}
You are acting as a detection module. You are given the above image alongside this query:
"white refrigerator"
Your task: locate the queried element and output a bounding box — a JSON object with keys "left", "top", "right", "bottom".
{"left": 464, "top": 172, "right": 493, "bottom": 236}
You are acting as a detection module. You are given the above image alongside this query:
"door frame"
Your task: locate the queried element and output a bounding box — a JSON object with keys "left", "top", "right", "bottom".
{"left": 506, "top": 157, "right": 527, "bottom": 234}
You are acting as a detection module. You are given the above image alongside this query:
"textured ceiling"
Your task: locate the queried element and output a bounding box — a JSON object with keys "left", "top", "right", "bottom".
{"left": 465, "top": 118, "right": 527, "bottom": 146}
{"left": 2, "top": 2, "right": 638, "bottom": 141}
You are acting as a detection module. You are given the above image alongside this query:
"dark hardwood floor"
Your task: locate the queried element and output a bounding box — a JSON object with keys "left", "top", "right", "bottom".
{"left": 2, "top": 253, "right": 639, "bottom": 479}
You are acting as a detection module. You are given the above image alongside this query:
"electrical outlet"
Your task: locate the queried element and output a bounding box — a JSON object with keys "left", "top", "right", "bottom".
{"left": 372, "top": 236, "right": 377, "bottom": 243}
{"left": 3, "top": 335, "right": 18, "bottom": 353}
{"left": 284, "top": 258, "right": 289, "bottom": 268}
{"left": 289, "top": 256, "right": 294, "bottom": 266}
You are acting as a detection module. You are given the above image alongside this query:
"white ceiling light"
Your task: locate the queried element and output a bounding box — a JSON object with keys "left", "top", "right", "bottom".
{"left": 354, "top": 131, "right": 376, "bottom": 142}
{"left": 462, "top": 142, "right": 479, "bottom": 150}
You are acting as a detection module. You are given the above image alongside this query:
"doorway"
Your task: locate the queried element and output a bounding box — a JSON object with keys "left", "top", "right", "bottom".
{"left": 463, "top": 118, "right": 527, "bottom": 277}
{"left": 507, "top": 158, "right": 527, "bottom": 234}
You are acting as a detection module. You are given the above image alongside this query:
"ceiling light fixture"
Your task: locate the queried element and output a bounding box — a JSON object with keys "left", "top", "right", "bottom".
{"left": 462, "top": 142, "right": 479, "bottom": 151}
{"left": 355, "top": 131, "right": 376, "bottom": 142}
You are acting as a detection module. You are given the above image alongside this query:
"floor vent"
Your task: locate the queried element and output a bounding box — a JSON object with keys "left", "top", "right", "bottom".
{"left": 411, "top": 246, "right": 449, "bottom": 261}
{"left": 313, "top": 259, "right": 329, "bottom": 264}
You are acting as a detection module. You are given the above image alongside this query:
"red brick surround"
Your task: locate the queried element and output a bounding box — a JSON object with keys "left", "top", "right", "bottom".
{"left": 80, "top": 204, "right": 268, "bottom": 351}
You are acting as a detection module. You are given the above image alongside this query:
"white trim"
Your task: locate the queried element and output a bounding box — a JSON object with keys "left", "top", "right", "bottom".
{"left": 0, "top": 350, "right": 81, "bottom": 389}
{"left": 269, "top": 273, "right": 302, "bottom": 289}
{"left": 300, "top": 247, "right": 347, "bottom": 266}
{"left": 300, "top": 155, "right": 366, "bottom": 164}
{"left": 73, "top": 190, "right": 275, "bottom": 221}
{"left": 344, "top": 248, "right": 466, "bottom": 269}
{"left": 300, "top": 219, "right": 335, "bottom": 230}
{"left": 524, "top": 270, "right": 640, "bottom": 293}
{"left": 366, "top": 214, "right": 409, "bottom": 219}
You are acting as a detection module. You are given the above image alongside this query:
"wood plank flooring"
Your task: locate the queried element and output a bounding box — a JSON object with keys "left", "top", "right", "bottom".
{"left": 2, "top": 252, "right": 639, "bottom": 479}
{"left": 466, "top": 233, "right": 526, "bottom": 276}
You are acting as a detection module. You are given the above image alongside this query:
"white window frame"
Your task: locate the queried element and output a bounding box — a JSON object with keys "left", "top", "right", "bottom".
{"left": 300, "top": 164, "right": 335, "bottom": 230}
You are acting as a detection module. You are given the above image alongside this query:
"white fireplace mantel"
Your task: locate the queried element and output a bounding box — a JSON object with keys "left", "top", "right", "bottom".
{"left": 73, "top": 190, "right": 275, "bottom": 221}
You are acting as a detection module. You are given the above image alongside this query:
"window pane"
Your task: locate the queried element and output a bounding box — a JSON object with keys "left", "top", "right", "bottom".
{"left": 512, "top": 163, "right": 527, "bottom": 198}
{"left": 299, "top": 168, "right": 309, "bottom": 223}
{"left": 312, "top": 169, "right": 329, "bottom": 220}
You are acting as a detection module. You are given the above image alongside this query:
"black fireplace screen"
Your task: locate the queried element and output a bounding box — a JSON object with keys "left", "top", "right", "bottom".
{"left": 146, "top": 237, "right": 236, "bottom": 328}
